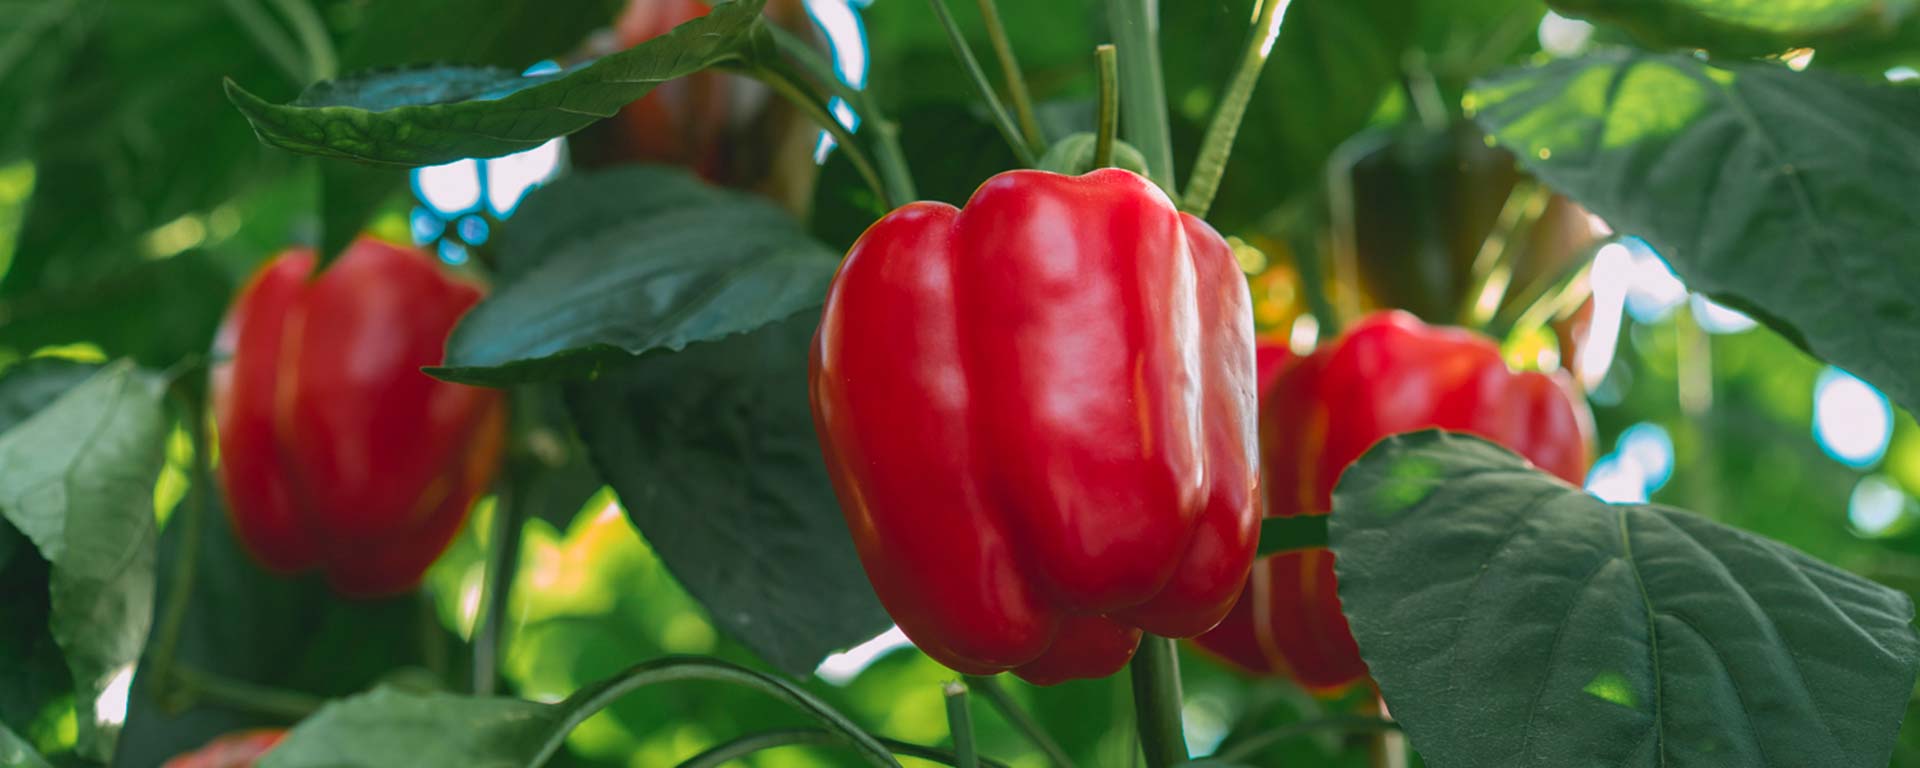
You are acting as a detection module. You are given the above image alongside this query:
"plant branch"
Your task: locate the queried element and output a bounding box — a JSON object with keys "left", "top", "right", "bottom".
{"left": 472, "top": 465, "right": 525, "bottom": 696}
{"left": 963, "top": 675, "right": 1077, "bottom": 768}
{"left": 945, "top": 682, "right": 981, "bottom": 768}
{"left": 676, "top": 729, "right": 1014, "bottom": 768}
{"left": 151, "top": 378, "right": 210, "bottom": 714}
{"left": 1459, "top": 179, "right": 1551, "bottom": 330}
{"left": 764, "top": 25, "right": 918, "bottom": 201}
{"left": 1182, "top": 0, "right": 1292, "bottom": 218}
{"left": 170, "top": 665, "right": 324, "bottom": 721}
{"left": 1106, "top": 0, "right": 1175, "bottom": 192}
{"left": 975, "top": 0, "right": 1045, "bottom": 152}
{"left": 264, "top": 0, "right": 336, "bottom": 81}
{"left": 1206, "top": 715, "right": 1399, "bottom": 764}
{"left": 738, "top": 61, "right": 898, "bottom": 208}
{"left": 1129, "top": 635, "right": 1188, "bottom": 767}
{"left": 925, "top": 0, "right": 1036, "bottom": 165}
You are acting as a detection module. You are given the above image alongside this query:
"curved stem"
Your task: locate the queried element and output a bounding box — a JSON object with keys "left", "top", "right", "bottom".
{"left": 945, "top": 682, "right": 980, "bottom": 768}
{"left": 1129, "top": 636, "right": 1188, "bottom": 767}
{"left": 741, "top": 61, "right": 897, "bottom": 209}
{"left": 1181, "top": 0, "right": 1291, "bottom": 218}
{"left": 677, "top": 729, "right": 1014, "bottom": 768}
{"left": 532, "top": 657, "right": 900, "bottom": 768}
{"left": 1106, "top": 0, "right": 1175, "bottom": 192}
{"left": 1459, "top": 179, "right": 1550, "bottom": 330}
{"left": 963, "top": 675, "right": 1077, "bottom": 768}
{"left": 151, "top": 380, "right": 210, "bottom": 713}
{"left": 472, "top": 467, "right": 525, "bottom": 696}
{"left": 265, "top": 0, "right": 336, "bottom": 80}
{"left": 171, "top": 665, "right": 324, "bottom": 720}
{"left": 975, "top": 0, "right": 1045, "bottom": 152}
{"left": 924, "top": 0, "right": 1036, "bottom": 166}
{"left": 1207, "top": 715, "right": 1399, "bottom": 764}
{"left": 219, "top": 0, "right": 304, "bottom": 85}
{"left": 765, "top": 25, "right": 918, "bottom": 201}
{"left": 1094, "top": 44, "right": 1119, "bottom": 170}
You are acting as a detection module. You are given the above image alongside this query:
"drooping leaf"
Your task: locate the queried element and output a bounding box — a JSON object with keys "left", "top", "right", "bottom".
{"left": 1331, "top": 430, "right": 1920, "bottom": 767}
{"left": 430, "top": 167, "right": 839, "bottom": 387}
{"left": 1470, "top": 51, "right": 1920, "bottom": 417}
{"left": 224, "top": 0, "right": 766, "bottom": 167}
{"left": 566, "top": 316, "right": 891, "bottom": 676}
{"left": 0, "top": 362, "right": 168, "bottom": 760}
{"left": 1550, "top": 0, "right": 1917, "bottom": 57}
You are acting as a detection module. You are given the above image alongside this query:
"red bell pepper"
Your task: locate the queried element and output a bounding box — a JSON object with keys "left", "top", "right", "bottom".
{"left": 809, "top": 169, "right": 1261, "bottom": 685}
{"left": 1194, "top": 311, "right": 1593, "bottom": 694}
{"left": 161, "top": 729, "right": 284, "bottom": 768}
{"left": 212, "top": 238, "right": 506, "bottom": 597}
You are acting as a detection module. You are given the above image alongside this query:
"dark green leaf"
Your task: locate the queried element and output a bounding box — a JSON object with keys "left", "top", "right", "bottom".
{"left": 431, "top": 167, "right": 839, "bottom": 387}
{"left": 566, "top": 316, "right": 890, "bottom": 676}
{"left": 317, "top": 161, "right": 405, "bottom": 268}
{"left": 0, "top": 362, "right": 167, "bottom": 760}
{"left": 0, "top": 252, "right": 234, "bottom": 368}
{"left": 116, "top": 489, "right": 471, "bottom": 764}
{"left": 1331, "top": 430, "right": 1920, "bottom": 767}
{"left": 0, "top": 0, "right": 98, "bottom": 162}
{"left": 1550, "top": 0, "right": 1917, "bottom": 56}
{"left": 225, "top": 0, "right": 766, "bottom": 167}
{"left": 335, "top": 0, "right": 620, "bottom": 73}
{"left": 0, "top": 357, "right": 97, "bottom": 432}
{"left": 1471, "top": 51, "right": 1920, "bottom": 416}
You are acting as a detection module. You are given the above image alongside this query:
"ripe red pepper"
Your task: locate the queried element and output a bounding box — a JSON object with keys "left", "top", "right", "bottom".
{"left": 1194, "top": 311, "right": 1593, "bottom": 693}
{"left": 161, "top": 729, "right": 284, "bottom": 768}
{"left": 212, "top": 238, "right": 506, "bottom": 597}
{"left": 810, "top": 169, "right": 1261, "bottom": 685}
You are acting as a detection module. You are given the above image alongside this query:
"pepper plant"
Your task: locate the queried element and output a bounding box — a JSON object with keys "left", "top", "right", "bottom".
{"left": 3, "top": 0, "right": 1920, "bottom": 766}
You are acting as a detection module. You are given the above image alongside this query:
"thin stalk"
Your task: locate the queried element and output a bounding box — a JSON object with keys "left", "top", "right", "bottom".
{"left": 975, "top": 0, "right": 1045, "bottom": 152}
{"left": 765, "top": 25, "right": 918, "bottom": 201}
{"left": 1106, "top": 0, "right": 1175, "bottom": 192}
{"left": 472, "top": 469, "right": 525, "bottom": 696}
{"left": 676, "top": 729, "right": 1013, "bottom": 768}
{"left": 264, "top": 0, "right": 336, "bottom": 80}
{"left": 1095, "top": 44, "right": 1119, "bottom": 169}
{"left": 924, "top": 0, "right": 1036, "bottom": 166}
{"left": 1206, "top": 715, "right": 1399, "bottom": 764}
{"left": 1129, "top": 636, "right": 1188, "bottom": 767}
{"left": 1181, "top": 0, "right": 1291, "bottom": 218}
{"left": 1459, "top": 180, "right": 1551, "bottom": 330}
{"left": 150, "top": 382, "right": 211, "bottom": 713}
{"left": 219, "top": 0, "right": 304, "bottom": 85}
{"left": 171, "top": 666, "right": 324, "bottom": 720}
{"left": 945, "top": 682, "right": 980, "bottom": 768}
{"left": 741, "top": 62, "right": 897, "bottom": 208}
{"left": 963, "top": 675, "right": 1077, "bottom": 768}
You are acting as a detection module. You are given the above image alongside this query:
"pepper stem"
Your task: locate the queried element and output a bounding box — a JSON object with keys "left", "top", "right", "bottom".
{"left": 925, "top": 0, "right": 1037, "bottom": 166}
{"left": 1181, "top": 0, "right": 1293, "bottom": 218}
{"left": 1130, "top": 635, "right": 1189, "bottom": 767}
{"left": 944, "top": 682, "right": 982, "bottom": 768}
{"left": 975, "top": 0, "right": 1046, "bottom": 153}
{"left": 1095, "top": 44, "right": 1119, "bottom": 169}
{"left": 1107, "top": 0, "right": 1176, "bottom": 193}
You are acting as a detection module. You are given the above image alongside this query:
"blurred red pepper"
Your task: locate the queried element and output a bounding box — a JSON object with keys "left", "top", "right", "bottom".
{"left": 161, "top": 729, "right": 284, "bottom": 768}
{"left": 212, "top": 238, "right": 506, "bottom": 597}
{"left": 1194, "top": 311, "right": 1593, "bottom": 694}
{"left": 810, "top": 169, "right": 1261, "bottom": 685}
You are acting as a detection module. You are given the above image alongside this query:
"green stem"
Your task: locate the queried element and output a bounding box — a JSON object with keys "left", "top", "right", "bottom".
{"left": 171, "top": 666, "right": 324, "bottom": 721}
{"left": 676, "top": 730, "right": 1013, "bottom": 768}
{"left": 924, "top": 0, "right": 1036, "bottom": 166}
{"left": 1094, "top": 44, "right": 1119, "bottom": 170}
{"left": 151, "top": 381, "right": 211, "bottom": 713}
{"left": 472, "top": 467, "right": 524, "bottom": 696}
{"left": 219, "top": 0, "right": 305, "bottom": 85}
{"left": 1207, "top": 716, "right": 1399, "bottom": 764}
{"left": 963, "top": 675, "right": 1077, "bottom": 768}
{"left": 975, "top": 0, "right": 1045, "bottom": 152}
{"left": 741, "top": 62, "right": 897, "bottom": 209}
{"left": 1106, "top": 0, "right": 1175, "bottom": 192}
{"left": 264, "top": 0, "right": 336, "bottom": 80}
{"left": 532, "top": 657, "right": 900, "bottom": 768}
{"left": 1181, "top": 0, "right": 1291, "bottom": 218}
{"left": 765, "top": 25, "right": 918, "bottom": 201}
{"left": 1129, "top": 636, "right": 1188, "bottom": 767}
{"left": 1459, "top": 179, "right": 1550, "bottom": 330}
{"left": 945, "top": 682, "right": 980, "bottom": 768}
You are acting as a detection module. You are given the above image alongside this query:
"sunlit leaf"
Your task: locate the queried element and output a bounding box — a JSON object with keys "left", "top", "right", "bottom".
{"left": 224, "top": 0, "right": 766, "bottom": 167}
{"left": 0, "top": 362, "right": 167, "bottom": 759}
{"left": 1471, "top": 51, "right": 1920, "bottom": 417}
{"left": 1332, "top": 430, "right": 1920, "bottom": 767}
{"left": 1550, "top": 0, "right": 1917, "bottom": 56}
{"left": 431, "top": 167, "right": 839, "bottom": 387}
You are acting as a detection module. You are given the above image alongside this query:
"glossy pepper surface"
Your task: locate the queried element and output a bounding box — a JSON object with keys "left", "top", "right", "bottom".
{"left": 161, "top": 729, "right": 284, "bottom": 768}
{"left": 1194, "top": 311, "right": 1593, "bottom": 694}
{"left": 809, "top": 169, "right": 1261, "bottom": 685}
{"left": 213, "top": 238, "right": 506, "bottom": 597}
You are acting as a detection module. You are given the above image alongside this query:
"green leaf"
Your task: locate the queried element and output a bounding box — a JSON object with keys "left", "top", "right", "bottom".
{"left": 430, "top": 167, "right": 840, "bottom": 387}
{"left": 317, "top": 161, "right": 405, "bottom": 269}
{"left": 0, "top": 362, "right": 167, "bottom": 760}
{"left": 259, "top": 658, "right": 898, "bottom": 767}
{"left": 225, "top": 0, "right": 766, "bottom": 167}
{"left": 0, "top": 0, "right": 97, "bottom": 163}
{"left": 0, "top": 358, "right": 96, "bottom": 432}
{"left": 0, "top": 252, "right": 234, "bottom": 368}
{"left": 1255, "top": 516, "right": 1331, "bottom": 557}
{"left": 334, "top": 0, "right": 620, "bottom": 73}
{"left": 1330, "top": 430, "right": 1920, "bottom": 767}
{"left": 0, "top": 722, "right": 51, "bottom": 768}
{"left": 1470, "top": 51, "right": 1920, "bottom": 417}
{"left": 565, "top": 316, "right": 891, "bottom": 676}
{"left": 1550, "top": 0, "right": 1917, "bottom": 56}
